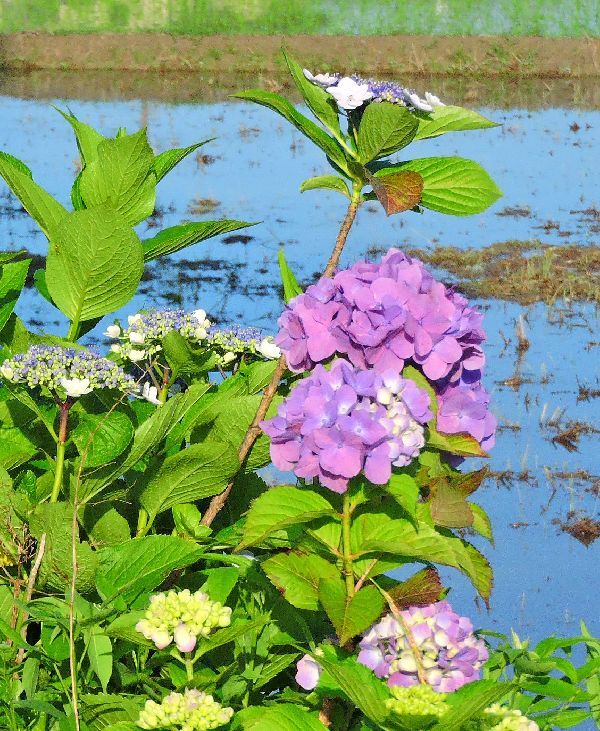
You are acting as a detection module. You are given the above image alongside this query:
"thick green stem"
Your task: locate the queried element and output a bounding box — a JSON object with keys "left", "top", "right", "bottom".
{"left": 341, "top": 491, "right": 355, "bottom": 598}
{"left": 185, "top": 654, "right": 194, "bottom": 682}
{"left": 159, "top": 366, "right": 170, "bottom": 403}
{"left": 136, "top": 508, "right": 149, "bottom": 537}
{"left": 50, "top": 403, "right": 70, "bottom": 503}
{"left": 66, "top": 319, "right": 80, "bottom": 342}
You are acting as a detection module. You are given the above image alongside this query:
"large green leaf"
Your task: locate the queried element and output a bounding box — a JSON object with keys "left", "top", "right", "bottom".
{"left": 97, "top": 535, "right": 204, "bottom": 599}
{"left": 357, "top": 103, "right": 419, "bottom": 162}
{"left": 351, "top": 512, "right": 493, "bottom": 602}
{"left": 300, "top": 174, "right": 350, "bottom": 198}
{"left": 55, "top": 108, "right": 106, "bottom": 165}
{"left": 73, "top": 410, "right": 134, "bottom": 468}
{"left": 0, "top": 258, "right": 30, "bottom": 332}
{"left": 429, "top": 680, "right": 512, "bottom": 731}
{"left": 414, "top": 105, "right": 499, "bottom": 141}
{"left": 85, "top": 628, "right": 112, "bottom": 693}
{"left": 318, "top": 579, "right": 385, "bottom": 645}
{"left": 234, "top": 704, "right": 327, "bottom": 730}
{"left": 278, "top": 249, "right": 302, "bottom": 302}
{"left": 142, "top": 220, "right": 256, "bottom": 261}
{"left": 238, "top": 486, "right": 336, "bottom": 550}
{"left": 153, "top": 140, "right": 211, "bottom": 183}
{"left": 162, "top": 330, "right": 217, "bottom": 380}
{"left": 80, "top": 694, "right": 141, "bottom": 731}
{"left": 262, "top": 551, "right": 340, "bottom": 610}
{"left": 0, "top": 152, "right": 68, "bottom": 238}
{"left": 375, "top": 157, "right": 502, "bottom": 216}
{"left": 234, "top": 89, "right": 349, "bottom": 172}
{"left": 46, "top": 205, "right": 144, "bottom": 323}
{"left": 139, "top": 441, "right": 239, "bottom": 522}
{"left": 428, "top": 427, "right": 488, "bottom": 457}
{"left": 283, "top": 50, "right": 341, "bottom": 135}
{"left": 195, "top": 616, "right": 270, "bottom": 659}
{"left": 79, "top": 129, "right": 156, "bottom": 226}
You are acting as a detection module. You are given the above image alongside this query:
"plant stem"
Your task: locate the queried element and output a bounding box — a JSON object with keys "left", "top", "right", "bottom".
{"left": 201, "top": 192, "right": 362, "bottom": 527}
{"left": 159, "top": 366, "right": 170, "bottom": 403}
{"left": 341, "top": 491, "right": 355, "bottom": 598}
{"left": 66, "top": 318, "right": 80, "bottom": 342}
{"left": 50, "top": 402, "right": 70, "bottom": 503}
{"left": 185, "top": 654, "right": 194, "bottom": 682}
{"left": 136, "top": 508, "right": 149, "bottom": 537}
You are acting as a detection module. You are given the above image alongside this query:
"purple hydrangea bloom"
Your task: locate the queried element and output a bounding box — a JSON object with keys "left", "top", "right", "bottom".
{"left": 436, "top": 381, "right": 497, "bottom": 452}
{"left": 358, "top": 602, "right": 488, "bottom": 693}
{"left": 261, "top": 359, "right": 432, "bottom": 492}
{"left": 295, "top": 654, "right": 322, "bottom": 690}
{"left": 275, "top": 249, "right": 495, "bottom": 452}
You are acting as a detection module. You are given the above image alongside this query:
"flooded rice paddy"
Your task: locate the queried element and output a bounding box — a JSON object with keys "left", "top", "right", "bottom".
{"left": 0, "top": 77, "right": 598, "bottom": 649}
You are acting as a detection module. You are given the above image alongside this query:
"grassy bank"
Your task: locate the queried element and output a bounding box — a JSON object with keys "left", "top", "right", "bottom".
{"left": 1, "top": 34, "right": 599, "bottom": 78}
{"left": 0, "top": 0, "right": 599, "bottom": 36}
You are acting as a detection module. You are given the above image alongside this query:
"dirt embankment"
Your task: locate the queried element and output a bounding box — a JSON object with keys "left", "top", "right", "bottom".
{"left": 0, "top": 33, "right": 599, "bottom": 77}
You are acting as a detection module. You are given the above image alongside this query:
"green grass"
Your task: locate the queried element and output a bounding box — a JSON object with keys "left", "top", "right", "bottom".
{"left": 0, "top": 0, "right": 598, "bottom": 37}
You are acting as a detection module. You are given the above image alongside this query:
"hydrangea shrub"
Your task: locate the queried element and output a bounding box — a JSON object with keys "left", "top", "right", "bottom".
{"left": 0, "top": 53, "right": 595, "bottom": 731}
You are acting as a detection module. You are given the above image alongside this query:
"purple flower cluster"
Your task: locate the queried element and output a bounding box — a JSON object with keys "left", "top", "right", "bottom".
{"left": 358, "top": 601, "right": 488, "bottom": 693}
{"left": 275, "top": 249, "right": 496, "bottom": 451}
{"left": 261, "top": 359, "right": 431, "bottom": 492}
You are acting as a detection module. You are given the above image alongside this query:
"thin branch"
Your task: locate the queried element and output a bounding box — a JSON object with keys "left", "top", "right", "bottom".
{"left": 201, "top": 194, "right": 361, "bottom": 527}
{"left": 15, "top": 533, "right": 46, "bottom": 664}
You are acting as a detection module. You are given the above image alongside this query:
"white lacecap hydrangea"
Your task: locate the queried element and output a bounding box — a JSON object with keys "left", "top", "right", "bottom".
{"left": 137, "top": 689, "right": 233, "bottom": 730}
{"left": 135, "top": 589, "right": 232, "bottom": 653}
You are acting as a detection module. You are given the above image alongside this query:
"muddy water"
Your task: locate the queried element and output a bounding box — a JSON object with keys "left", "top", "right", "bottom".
{"left": 0, "top": 80, "right": 598, "bottom": 651}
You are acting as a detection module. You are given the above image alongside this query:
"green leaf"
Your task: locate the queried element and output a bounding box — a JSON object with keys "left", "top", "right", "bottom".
{"left": 319, "top": 579, "right": 385, "bottom": 645}
{"left": 0, "top": 152, "right": 68, "bottom": 238}
{"left": 154, "top": 139, "right": 212, "bottom": 183}
{"left": 142, "top": 219, "right": 256, "bottom": 261}
{"left": 73, "top": 410, "right": 134, "bottom": 468}
{"left": 385, "top": 473, "right": 419, "bottom": 523}
{"left": 357, "top": 103, "right": 419, "bottom": 162}
{"left": 33, "top": 268, "right": 53, "bottom": 305}
{"left": 429, "top": 680, "right": 512, "bottom": 731}
{"left": 234, "top": 704, "right": 327, "bottom": 730}
{"left": 581, "top": 621, "right": 600, "bottom": 725}
{"left": 262, "top": 551, "right": 340, "bottom": 610}
{"left": 173, "top": 503, "right": 210, "bottom": 541}
{"left": 375, "top": 157, "right": 502, "bottom": 216}
{"left": 139, "top": 441, "right": 239, "bottom": 522}
{"left": 430, "top": 477, "right": 474, "bottom": 528}
{"left": 351, "top": 512, "right": 493, "bottom": 603}
{"left": 278, "top": 249, "right": 302, "bottom": 302}
{"left": 79, "top": 128, "right": 156, "bottom": 226}
{"left": 81, "top": 500, "right": 131, "bottom": 547}
{"left": 300, "top": 175, "right": 350, "bottom": 198}
{"left": 470, "top": 503, "right": 494, "bottom": 543}
{"left": 55, "top": 108, "right": 106, "bottom": 165}
{"left": 105, "top": 611, "right": 151, "bottom": 646}
{"left": 238, "top": 485, "right": 336, "bottom": 550}
{"left": 85, "top": 628, "right": 112, "bottom": 692}
{"left": 413, "top": 105, "right": 499, "bottom": 141}
{"left": 46, "top": 205, "right": 144, "bottom": 322}
{"left": 162, "top": 330, "right": 217, "bottom": 380}
{"left": 234, "top": 89, "right": 349, "bottom": 172}
{"left": 0, "top": 258, "right": 30, "bottom": 333}
{"left": 427, "top": 427, "right": 488, "bottom": 457}
{"left": 283, "top": 50, "right": 341, "bottom": 135}
{"left": 97, "top": 535, "right": 204, "bottom": 600}
{"left": 80, "top": 694, "right": 141, "bottom": 731}
{"left": 195, "top": 616, "right": 270, "bottom": 659}
{"left": 316, "top": 652, "right": 391, "bottom": 726}
{"left": 200, "top": 567, "right": 239, "bottom": 604}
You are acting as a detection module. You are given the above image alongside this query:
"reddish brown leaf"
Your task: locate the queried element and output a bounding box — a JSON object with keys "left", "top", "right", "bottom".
{"left": 371, "top": 170, "right": 424, "bottom": 215}
{"left": 388, "top": 568, "right": 445, "bottom": 610}
{"left": 452, "top": 467, "right": 489, "bottom": 496}
{"left": 430, "top": 477, "right": 474, "bottom": 528}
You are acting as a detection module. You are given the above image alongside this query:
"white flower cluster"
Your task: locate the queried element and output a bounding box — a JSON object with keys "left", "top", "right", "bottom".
{"left": 137, "top": 689, "right": 233, "bottom": 730}
{"left": 106, "top": 309, "right": 212, "bottom": 364}
{"left": 136, "top": 589, "right": 232, "bottom": 653}
{"left": 480, "top": 705, "right": 539, "bottom": 731}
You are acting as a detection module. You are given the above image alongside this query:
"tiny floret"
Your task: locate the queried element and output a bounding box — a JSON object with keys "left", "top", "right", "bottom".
{"left": 385, "top": 684, "right": 448, "bottom": 719}
{"left": 303, "top": 68, "right": 340, "bottom": 87}
{"left": 135, "top": 589, "right": 232, "bottom": 653}
{"left": 137, "top": 688, "right": 233, "bottom": 730}
{"left": 327, "top": 76, "right": 373, "bottom": 110}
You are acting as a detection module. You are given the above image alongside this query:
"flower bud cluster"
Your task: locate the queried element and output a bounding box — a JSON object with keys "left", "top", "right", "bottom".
{"left": 106, "top": 309, "right": 211, "bottom": 363}
{"left": 385, "top": 684, "right": 448, "bottom": 719}
{"left": 358, "top": 601, "right": 488, "bottom": 693}
{"left": 135, "top": 589, "right": 232, "bottom": 653}
{"left": 262, "top": 359, "right": 431, "bottom": 492}
{"left": 463, "top": 705, "right": 539, "bottom": 731}
{"left": 137, "top": 689, "right": 233, "bottom": 730}
{"left": 207, "top": 326, "right": 281, "bottom": 365}
{"left": 0, "top": 345, "right": 136, "bottom": 398}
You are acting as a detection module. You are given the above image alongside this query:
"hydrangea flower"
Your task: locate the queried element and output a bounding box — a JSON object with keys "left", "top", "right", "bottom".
{"left": 207, "top": 326, "right": 281, "bottom": 365}
{"left": 105, "top": 309, "right": 212, "bottom": 363}
{"left": 0, "top": 345, "right": 136, "bottom": 397}
{"left": 275, "top": 249, "right": 495, "bottom": 451}
{"left": 135, "top": 589, "right": 231, "bottom": 653}
{"left": 385, "top": 684, "right": 448, "bottom": 720}
{"left": 137, "top": 689, "right": 233, "bottom": 730}
{"left": 357, "top": 602, "right": 488, "bottom": 693}
{"left": 303, "top": 69, "right": 444, "bottom": 112}
{"left": 261, "top": 359, "right": 431, "bottom": 492}
{"left": 464, "top": 705, "right": 539, "bottom": 731}
{"left": 295, "top": 651, "right": 323, "bottom": 690}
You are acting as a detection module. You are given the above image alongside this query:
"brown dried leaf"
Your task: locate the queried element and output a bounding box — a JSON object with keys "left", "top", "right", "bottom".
{"left": 370, "top": 170, "right": 424, "bottom": 215}
{"left": 388, "top": 568, "right": 445, "bottom": 610}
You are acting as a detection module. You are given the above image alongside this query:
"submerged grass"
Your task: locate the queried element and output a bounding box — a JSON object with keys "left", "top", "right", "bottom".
{"left": 408, "top": 241, "right": 600, "bottom": 305}
{"left": 1, "top": 0, "right": 598, "bottom": 36}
